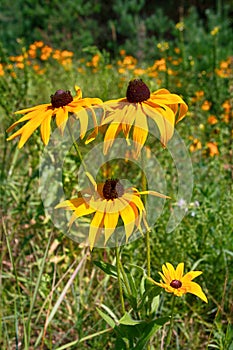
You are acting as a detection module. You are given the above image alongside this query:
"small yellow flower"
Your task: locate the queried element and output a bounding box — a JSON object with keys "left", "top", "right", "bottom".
{"left": 210, "top": 26, "right": 220, "bottom": 36}
{"left": 149, "top": 262, "right": 208, "bottom": 303}
{"left": 101, "top": 79, "right": 188, "bottom": 157}
{"left": 56, "top": 178, "right": 169, "bottom": 250}
{"left": 7, "top": 86, "right": 102, "bottom": 148}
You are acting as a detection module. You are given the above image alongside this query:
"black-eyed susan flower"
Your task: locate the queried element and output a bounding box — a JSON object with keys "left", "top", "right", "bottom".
{"left": 7, "top": 86, "right": 102, "bottom": 148}
{"left": 56, "top": 178, "right": 168, "bottom": 250}
{"left": 101, "top": 79, "right": 188, "bottom": 157}
{"left": 149, "top": 262, "right": 208, "bottom": 303}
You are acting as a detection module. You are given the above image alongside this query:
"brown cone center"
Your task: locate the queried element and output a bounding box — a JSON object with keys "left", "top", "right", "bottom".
{"left": 126, "top": 79, "right": 150, "bottom": 103}
{"left": 51, "top": 89, "right": 73, "bottom": 108}
{"left": 103, "top": 179, "right": 124, "bottom": 200}
{"left": 170, "top": 279, "right": 182, "bottom": 289}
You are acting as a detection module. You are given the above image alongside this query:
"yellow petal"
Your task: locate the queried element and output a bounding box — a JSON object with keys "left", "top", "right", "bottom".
{"left": 123, "top": 193, "right": 144, "bottom": 212}
{"left": 139, "top": 190, "right": 170, "bottom": 199}
{"left": 120, "top": 203, "right": 137, "bottom": 242}
{"left": 18, "top": 109, "right": 52, "bottom": 148}
{"left": 163, "top": 262, "right": 176, "bottom": 281}
{"left": 40, "top": 114, "right": 52, "bottom": 145}
{"left": 182, "top": 270, "right": 203, "bottom": 282}
{"left": 56, "top": 198, "right": 95, "bottom": 218}
{"left": 55, "top": 108, "right": 68, "bottom": 135}
{"left": 103, "top": 123, "right": 121, "bottom": 154}
{"left": 175, "top": 263, "right": 184, "bottom": 280}
{"left": 75, "top": 108, "right": 89, "bottom": 139}
{"left": 89, "top": 211, "right": 104, "bottom": 250}
{"left": 187, "top": 281, "right": 208, "bottom": 303}
{"left": 14, "top": 104, "right": 51, "bottom": 115}
{"left": 159, "top": 271, "right": 169, "bottom": 284}
{"left": 145, "top": 102, "right": 175, "bottom": 145}
{"left": 74, "top": 86, "right": 82, "bottom": 99}
{"left": 104, "top": 212, "right": 119, "bottom": 245}
{"left": 133, "top": 106, "right": 148, "bottom": 157}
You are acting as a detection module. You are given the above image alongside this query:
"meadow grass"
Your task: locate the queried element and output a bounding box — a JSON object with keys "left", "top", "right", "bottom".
{"left": 0, "top": 22, "right": 233, "bottom": 350}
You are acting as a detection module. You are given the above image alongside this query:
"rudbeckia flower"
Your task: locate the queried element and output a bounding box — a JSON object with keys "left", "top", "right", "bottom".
{"left": 149, "top": 262, "right": 208, "bottom": 303}
{"left": 7, "top": 86, "right": 102, "bottom": 148}
{"left": 101, "top": 79, "right": 188, "bottom": 157}
{"left": 56, "top": 178, "right": 168, "bottom": 250}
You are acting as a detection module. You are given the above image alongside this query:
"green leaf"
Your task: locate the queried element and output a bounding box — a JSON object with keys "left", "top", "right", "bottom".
{"left": 224, "top": 323, "right": 233, "bottom": 350}
{"left": 93, "top": 260, "right": 117, "bottom": 277}
{"left": 119, "top": 312, "right": 143, "bottom": 326}
{"left": 133, "top": 317, "right": 169, "bottom": 350}
{"left": 96, "top": 307, "right": 116, "bottom": 328}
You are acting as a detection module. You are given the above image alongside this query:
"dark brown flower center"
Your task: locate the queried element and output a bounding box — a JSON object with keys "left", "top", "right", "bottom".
{"left": 126, "top": 79, "right": 150, "bottom": 103}
{"left": 103, "top": 179, "right": 125, "bottom": 200}
{"left": 170, "top": 279, "right": 182, "bottom": 289}
{"left": 51, "top": 89, "right": 73, "bottom": 108}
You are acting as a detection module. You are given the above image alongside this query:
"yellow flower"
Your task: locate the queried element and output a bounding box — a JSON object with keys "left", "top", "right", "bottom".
{"left": 56, "top": 178, "right": 168, "bottom": 250}
{"left": 149, "top": 262, "right": 208, "bottom": 303}
{"left": 7, "top": 86, "right": 102, "bottom": 148}
{"left": 101, "top": 79, "right": 188, "bottom": 157}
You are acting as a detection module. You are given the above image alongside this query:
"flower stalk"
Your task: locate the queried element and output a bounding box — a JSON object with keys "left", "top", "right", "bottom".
{"left": 115, "top": 245, "right": 125, "bottom": 314}
{"left": 164, "top": 294, "right": 176, "bottom": 349}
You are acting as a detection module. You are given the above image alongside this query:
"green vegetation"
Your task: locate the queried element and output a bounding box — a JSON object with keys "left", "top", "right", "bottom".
{"left": 0, "top": 2, "right": 233, "bottom": 349}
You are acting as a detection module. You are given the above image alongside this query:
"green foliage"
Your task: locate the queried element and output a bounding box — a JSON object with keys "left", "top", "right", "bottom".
{"left": 1, "top": 3, "right": 233, "bottom": 349}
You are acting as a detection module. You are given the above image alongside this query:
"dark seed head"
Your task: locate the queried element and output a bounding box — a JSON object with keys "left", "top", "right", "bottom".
{"left": 51, "top": 90, "right": 73, "bottom": 108}
{"left": 170, "top": 279, "right": 182, "bottom": 289}
{"left": 103, "top": 179, "right": 124, "bottom": 200}
{"left": 126, "top": 79, "right": 150, "bottom": 103}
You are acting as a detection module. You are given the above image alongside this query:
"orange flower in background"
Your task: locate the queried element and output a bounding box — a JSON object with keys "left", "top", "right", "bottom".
{"left": 0, "top": 63, "right": 4, "bottom": 76}
{"left": 201, "top": 100, "right": 211, "bottom": 111}
{"left": 216, "top": 57, "right": 233, "bottom": 78}
{"left": 207, "top": 115, "right": 218, "bottom": 125}
{"left": 207, "top": 142, "right": 219, "bottom": 156}
{"left": 189, "top": 138, "right": 202, "bottom": 152}
{"left": 101, "top": 79, "right": 188, "bottom": 157}
{"left": 40, "top": 45, "right": 53, "bottom": 60}
{"left": 222, "top": 100, "right": 232, "bottom": 123}
{"left": 191, "top": 90, "right": 204, "bottom": 103}
{"left": 7, "top": 86, "right": 103, "bottom": 148}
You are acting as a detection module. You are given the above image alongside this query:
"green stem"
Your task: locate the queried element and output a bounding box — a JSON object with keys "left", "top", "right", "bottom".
{"left": 115, "top": 246, "right": 125, "bottom": 314}
{"left": 164, "top": 294, "right": 176, "bottom": 349}
{"left": 141, "top": 155, "right": 150, "bottom": 278}
{"left": 67, "top": 119, "right": 88, "bottom": 173}
{"left": 119, "top": 261, "right": 131, "bottom": 296}
{"left": 145, "top": 230, "right": 151, "bottom": 278}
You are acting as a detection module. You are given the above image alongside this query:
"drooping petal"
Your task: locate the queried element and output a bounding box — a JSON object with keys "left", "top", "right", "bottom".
{"left": 144, "top": 102, "right": 175, "bottom": 146}
{"left": 124, "top": 193, "right": 145, "bottom": 213}
{"left": 104, "top": 211, "right": 119, "bottom": 245}
{"left": 55, "top": 107, "right": 68, "bottom": 134}
{"left": 120, "top": 203, "right": 138, "bottom": 242}
{"left": 89, "top": 211, "right": 104, "bottom": 250}
{"left": 75, "top": 108, "right": 89, "bottom": 139}
{"left": 133, "top": 105, "right": 149, "bottom": 157}
{"left": 40, "top": 114, "right": 52, "bottom": 145}
{"left": 13, "top": 109, "right": 52, "bottom": 148}
{"left": 103, "top": 123, "right": 122, "bottom": 155}
{"left": 187, "top": 281, "right": 208, "bottom": 303}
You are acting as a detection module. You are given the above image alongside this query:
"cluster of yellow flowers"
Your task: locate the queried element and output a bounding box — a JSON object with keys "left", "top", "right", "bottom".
{"left": 6, "top": 72, "right": 208, "bottom": 302}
